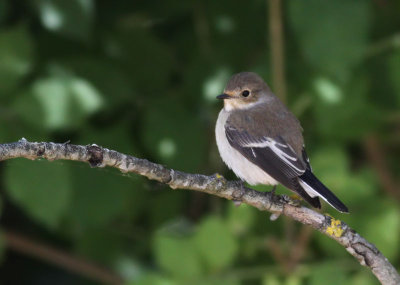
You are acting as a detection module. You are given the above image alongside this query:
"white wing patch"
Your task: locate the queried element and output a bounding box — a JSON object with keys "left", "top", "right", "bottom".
{"left": 243, "top": 137, "right": 304, "bottom": 173}
{"left": 298, "top": 179, "right": 340, "bottom": 209}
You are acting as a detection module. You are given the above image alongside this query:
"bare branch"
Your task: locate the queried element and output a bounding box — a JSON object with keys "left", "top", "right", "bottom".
{"left": 0, "top": 139, "right": 399, "bottom": 285}
{"left": 269, "top": 0, "right": 287, "bottom": 103}
{"left": 3, "top": 230, "right": 123, "bottom": 285}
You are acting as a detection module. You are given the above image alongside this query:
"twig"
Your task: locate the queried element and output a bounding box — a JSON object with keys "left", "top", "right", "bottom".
{"left": 268, "top": 0, "right": 286, "bottom": 103}
{"left": 364, "top": 135, "right": 400, "bottom": 201}
{"left": 0, "top": 139, "right": 399, "bottom": 285}
{"left": 266, "top": 237, "right": 289, "bottom": 272}
{"left": 3, "top": 230, "right": 123, "bottom": 285}
{"left": 288, "top": 225, "right": 313, "bottom": 271}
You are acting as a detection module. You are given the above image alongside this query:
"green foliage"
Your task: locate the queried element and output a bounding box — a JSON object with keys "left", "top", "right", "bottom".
{"left": 194, "top": 216, "right": 238, "bottom": 271}
{"left": 308, "top": 262, "right": 348, "bottom": 285}
{"left": 142, "top": 97, "right": 207, "bottom": 172}
{"left": 388, "top": 51, "right": 400, "bottom": 106}
{"left": 36, "top": 0, "right": 94, "bottom": 41}
{"left": 288, "top": 0, "right": 371, "bottom": 82}
{"left": 0, "top": 0, "right": 400, "bottom": 284}
{"left": 0, "top": 26, "right": 33, "bottom": 94}
{"left": 68, "top": 165, "right": 141, "bottom": 227}
{"left": 4, "top": 159, "right": 71, "bottom": 228}
{"left": 154, "top": 229, "right": 203, "bottom": 279}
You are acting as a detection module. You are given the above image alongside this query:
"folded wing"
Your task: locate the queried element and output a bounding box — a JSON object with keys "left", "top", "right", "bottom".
{"left": 225, "top": 126, "right": 321, "bottom": 208}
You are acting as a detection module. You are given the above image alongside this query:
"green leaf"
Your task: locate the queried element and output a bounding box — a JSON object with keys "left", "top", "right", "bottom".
{"left": 133, "top": 274, "right": 177, "bottom": 285}
{"left": 388, "top": 51, "right": 400, "bottom": 107}
{"left": 227, "top": 203, "right": 256, "bottom": 236}
{"left": 350, "top": 271, "right": 379, "bottom": 285}
{"left": 4, "top": 159, "right": 72, "bottom": 229}
{"left": 0, "top": 1, "right": 9, "bottom": 23}
{"left": 309, "top": 262, "right": 348, "bottom": 285}
{"left": 153, "top": 232, "right": 203, "bottom": 278}
{"left": 22, "top": 74, "right": 104, "bottom": 130}
{"left": 360, "top": 200, "right": 400, "bottom": 261}
{"left": 69, "top": 77, "right": 103, "bottom": 114}
{"left": 110, "top": 29, "right": 174, "bottom": 94}
{"left": 310, "top": 147, "right": 377, "bottom": 205}
{"left": 262, "top": 274, "right": 282, "bottom": 285}
{"left": 194, "top": 216, "right": 238, "bottom": 271}
{"left": 0, "top": 26, "right": 33, "bottom": 94}
{"left": 68, "top": 165, "right": 143, "bottom": 227}
{"left": 309, "top": 147, "right": 348, "bottom": 196}
{"left": 288, "top": 0, "right": 371, "bottom": 82}
{"left": 149, "top": 192, "right": 185, "bottom": 227}
{"left": 37, "top": 0, "right": 94, "bottom": 41}
{"left": 142, "top": 98, "right": 206, "bottom": 172}
{"left": 61, "top": 57, "right": 135, "bottom": 108}
{"left": 33, "top": 77, "right": 71, "bottom": 129}
{"left": 313, "top": 76, "right": 380, "bottom": 141}
{"left": 77, "top": 123, "right": 139, "bottom": 156}
{"left": 75, "top": 229, "right": 123, "bottom": 265}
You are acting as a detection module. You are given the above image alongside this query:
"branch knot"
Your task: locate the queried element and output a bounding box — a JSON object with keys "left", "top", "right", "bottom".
{"left": 87, "top": 144, "right": 104, "bottom": 167}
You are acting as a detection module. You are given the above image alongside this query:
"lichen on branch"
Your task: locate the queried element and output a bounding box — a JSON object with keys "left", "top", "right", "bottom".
{"left": 0, "top": 139, "right": 399, "bottom": 285}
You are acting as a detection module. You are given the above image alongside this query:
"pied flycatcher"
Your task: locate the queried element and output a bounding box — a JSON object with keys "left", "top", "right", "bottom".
{"left": 215, "top": 72, "right": 348, "bottom": 213}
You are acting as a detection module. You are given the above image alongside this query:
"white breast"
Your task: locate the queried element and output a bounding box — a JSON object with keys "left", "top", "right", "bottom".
{"left": 215, "top": 109, "right": 278, "bottom": 186}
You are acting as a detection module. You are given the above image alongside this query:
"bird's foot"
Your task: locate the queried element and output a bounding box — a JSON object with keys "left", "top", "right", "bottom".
{"left": 281, "top": 194, "right": 301, "bottom": 207}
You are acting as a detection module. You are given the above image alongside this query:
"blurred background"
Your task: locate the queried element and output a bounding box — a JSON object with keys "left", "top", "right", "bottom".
{"left": 0, "top": 0, "right": 399, "bottom": 284}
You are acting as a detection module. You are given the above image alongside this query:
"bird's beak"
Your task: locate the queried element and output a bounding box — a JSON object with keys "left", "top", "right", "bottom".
{"left": 216, "top": 93, "right": 232, "bottom": 100}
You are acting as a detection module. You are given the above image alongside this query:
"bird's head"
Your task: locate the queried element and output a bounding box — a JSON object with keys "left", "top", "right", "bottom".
{"left": 217, "top": 72, "right": 272, "bottom": 111}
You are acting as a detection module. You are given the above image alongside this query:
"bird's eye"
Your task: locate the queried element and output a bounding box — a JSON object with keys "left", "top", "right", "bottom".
{"left": 241, "top": 90, "right": 250, "bottom": 97}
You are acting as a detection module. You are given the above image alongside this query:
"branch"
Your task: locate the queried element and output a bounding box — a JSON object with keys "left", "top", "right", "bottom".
{"left": 0, "top": 139, "right": 399, "bottom": 285}
{"left": 3, "top": 230, "right": 123, "bottom": 285}
{"left": 269, "top": 0, "right": 287, "bottom": 103}
{"left": 364, "top": 135, "right": 400, "bottom": 202}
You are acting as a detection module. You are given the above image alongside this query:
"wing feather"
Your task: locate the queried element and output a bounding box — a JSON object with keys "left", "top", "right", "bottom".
{"left": 225, "top": 127, "right": 305, "bottom": 178}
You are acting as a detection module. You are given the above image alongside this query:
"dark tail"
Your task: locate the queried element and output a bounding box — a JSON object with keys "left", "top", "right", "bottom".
{"left": 299, "top": 170, "right": 349, "bottom": 213}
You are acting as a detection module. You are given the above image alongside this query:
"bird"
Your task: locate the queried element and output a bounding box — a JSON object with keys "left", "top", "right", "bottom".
{"left": 215, "top": 72, "right": 348, "bottom": 213}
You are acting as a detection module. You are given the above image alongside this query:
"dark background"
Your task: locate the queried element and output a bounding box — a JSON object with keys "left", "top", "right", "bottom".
{"left": 0, "top": 0, "right": 399, "bottom": 284}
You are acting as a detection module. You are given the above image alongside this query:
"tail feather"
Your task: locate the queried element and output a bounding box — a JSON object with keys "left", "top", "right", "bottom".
{"left": 293, "top": 181, "right": 321, "bottom": 209}
{"left": 299, "top": 170, "right": 349, "bottom": 213}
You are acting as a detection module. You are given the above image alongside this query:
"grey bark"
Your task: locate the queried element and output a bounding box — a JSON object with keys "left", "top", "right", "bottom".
{"left": 0, "top": 139, "right": 399, "bottom": 285}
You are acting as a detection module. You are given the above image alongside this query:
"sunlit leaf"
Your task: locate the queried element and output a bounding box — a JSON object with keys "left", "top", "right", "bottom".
{"left": 153, "top": 232, "right": 203, "bottom": 278}
{"left": 133, "top": 274, "right": 177, "bottom": 285}
{"left": 262, "top": 274, "right": 281, "bottom": 285}
{"left": 194, "top": 216, "right": 238, "bottom": 270}
{"left": 37, "top": 0, "right": 94, "bottom": 41}
{"left": 61, "top": 57, "right": 135, "bottom": 108}
{"left": 28, "top": 75, "right": 103, "bottom": 130}
{"left": 227, "top": 203, "right": 256, "bottom": 236}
